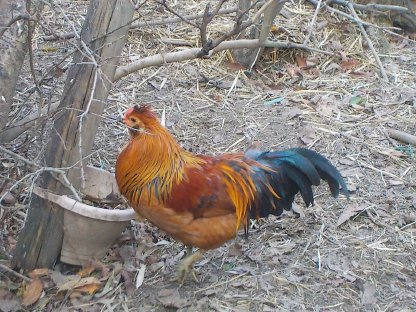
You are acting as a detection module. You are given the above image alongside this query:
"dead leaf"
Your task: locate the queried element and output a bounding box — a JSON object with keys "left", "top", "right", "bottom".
{"left": 316, "top": 101, "right": 339, "bottom": 116}
{"left": 291, "top": 203, "right": 306, "bottom": 218}
{"left": 22, "top": 278, "right": 43, "bottom": 307}
{"left": 329, "top": 40, "right": 343, "bottom": 51}
{"left": 121, "top": 269, "right": 135, "bottom": 295}
{"left": 324, "top": 62, "right": 341, "bottom": 73}
{"left": 135, "top": 264, "right": 146, "bottom": 289}
{"left": 337, "top": 204, "right": 367, "bottom": 226}
{"left": 299, "top": 125, "right": 317, "bottom": 145}
{"left": 284, "top": 107, "right": 303, "bottom": 120}
{"left": 228, "top": 243, "right": 243, "bottom": 256}
{"left": 27, "top": 268, "right": 48, "bottom": 279}
{"left": 49, "top": 270, "right": 69, "bottom": 288}
{"left": 356, "top": 281, "right": 377, "bottom": 305}
{"left": 157, "top": 289, "right": 188, "bottom": 309}
{"left": 295, "top": 54, "right": 307, "bottom": 69}
{"left": 87, "top": 259, "right": 110, "bottom": 278}
{"left": 58, "top": 276, "right": 101, "bottom": 294}
{"left": 316, "top": 20, "right": 328, "bottom": 31}
{"left": 341, "top": 58, "right": 360, "bottom": 71}
{"left": 286, "top": 66, "right": 301, "bottom": 77}
{"left": 340, "top": 167, "right": 364, "bottom": 178}
{"left": 349, "top": 70, "right": 372, "bottom": 78}
{"left": 389, "top": 180, "right": 404, "bottom": 186}
{"left": 75, "top": 282, "right": 102, "bottom": 295}
{"left": 305, "top": 67, "right": 321, "bottom": 78}
{"left": 76, "top": 266, "right": 95, "bottom": 277}
{"left": 270, "top": 25, "right": 281, "bottom": 33}
{"left": 339, "top": 158, "right": 355, "bottom": 166}
{"left": 223, "top": 61, "right": 246, "bottom": 71}
{"left": 0, "top": 288, "right": 21, "bottom": 312}
{"left": 347, "top": 183, "right": 357, "bottom": 193}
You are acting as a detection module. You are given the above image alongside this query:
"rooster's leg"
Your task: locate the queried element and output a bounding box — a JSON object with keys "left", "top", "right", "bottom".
{"left": 185, "top": 245, "right": 193, "bottom": 256}
{"left": 176, "top": 249, "right": 204, "bottom": 284}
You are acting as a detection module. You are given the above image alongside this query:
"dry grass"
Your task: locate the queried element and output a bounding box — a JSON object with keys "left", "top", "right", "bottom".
{"left": 1, "top": 0, "right": 415, "bottom": 311}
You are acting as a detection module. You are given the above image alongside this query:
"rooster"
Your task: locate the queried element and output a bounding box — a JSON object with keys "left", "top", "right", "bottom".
{"left": 115, "top": 105, "right": 349, "bottom": 282}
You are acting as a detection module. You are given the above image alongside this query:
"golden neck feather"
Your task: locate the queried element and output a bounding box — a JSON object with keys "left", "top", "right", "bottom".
{"left": 116, "top": 123, "right": 203, "bottom": 206}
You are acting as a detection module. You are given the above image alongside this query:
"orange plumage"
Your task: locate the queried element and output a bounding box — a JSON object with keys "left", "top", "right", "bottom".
{"left": 115, "top": 105, "right": 349, "bottom": 282}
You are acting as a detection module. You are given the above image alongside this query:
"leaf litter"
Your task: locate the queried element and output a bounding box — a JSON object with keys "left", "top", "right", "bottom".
{"left": 1, "top": 0, "right": 416, "bottom": 310}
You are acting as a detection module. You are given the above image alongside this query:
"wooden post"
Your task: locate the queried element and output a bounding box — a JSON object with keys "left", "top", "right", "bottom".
{"left": 12, "top": 0, "right": 134, "bottom": 270}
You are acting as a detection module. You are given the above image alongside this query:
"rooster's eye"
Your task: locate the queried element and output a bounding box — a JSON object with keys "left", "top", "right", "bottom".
{"left": 131, "top": 117, "right": 137, "bottom": 122}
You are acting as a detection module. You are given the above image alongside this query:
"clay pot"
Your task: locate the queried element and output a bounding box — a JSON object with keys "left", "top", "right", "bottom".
{"left": 34, "top": 166, "right": 136, "bottom": 265}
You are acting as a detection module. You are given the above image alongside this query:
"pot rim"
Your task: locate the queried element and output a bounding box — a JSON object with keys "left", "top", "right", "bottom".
{"left": 34, "top": 187, "right": 136, "bottom": 222}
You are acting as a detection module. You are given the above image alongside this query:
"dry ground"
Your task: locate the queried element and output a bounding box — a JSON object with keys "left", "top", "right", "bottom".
{"left": 1, "top": 0, "right": 416, "bottom": 311}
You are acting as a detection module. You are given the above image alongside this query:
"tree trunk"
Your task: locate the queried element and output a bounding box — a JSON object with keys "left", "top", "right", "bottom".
{"left": 233, "top": 0, "right": 285, "bottom": 68}
{"left": 0, "top": 0, "right": 42, "bottom": 135}
{"left": 12, "top": 0, "right": 134, "bottom": 271}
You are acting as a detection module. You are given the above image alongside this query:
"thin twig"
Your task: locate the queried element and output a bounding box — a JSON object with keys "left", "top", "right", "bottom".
{"left": 0, "top": 145, "right": 82, "bottom": 202}
{"left": 26, "top": 0, "right": 45, "bottom": 117}
{"left": 347, "top": 3, "right": 389, "bottom": 81}
{"left": 0, "top": 263, "right": 32, "bottom": 282}
{"left": 328, "top": 0, "right": 410, "bottom": 14}
{"left": 43, "top": 7, "right": 239, "bottom": 41}
{"left": 303, "top": 0, "right": 323, "bottom": 45}
{"left": 156, "top": 0, "right": 200, "bottom": 28}
{"left": 307, "top": 0, "right": 414, "bottom": 42}
{"left": 0, "top": 13, "right": 31, "bottom": 38}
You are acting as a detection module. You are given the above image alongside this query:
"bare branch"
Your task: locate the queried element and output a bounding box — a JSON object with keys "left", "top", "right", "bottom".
{"left": 0, "top": 13, "right": 31, "bottom": 38}
{"left": 198, "top": 0, "right": 288, "bottom": 57}
{"left": 387, "top": 128, "right": 416, "bottom": 146}
{"left": 303, "top": 0, "right": 323, "bottom": 45}
{"left": 306, "top": 0, "right": 413, "bottom": 41}
{"left": 114, "top": 38, "right": 334, "bottom": 81}
{"left": 347, "top": 3, "right": 389, "bottom": 81}
{"left": 0, "top": 145, "right": 82, "bottom": 202}
{"left": 26, "top": 0, "right": 45, "bottom": 116}
{"left": 43, "top": 7, "right": 239, "bottom": 41}
{"left": 200, "top": 3, "right": 213, "bottom": 53}
{"left": 0, "top": 263, "right": 32, "bottom": 282}
{"left": 327, "top": 0, "right": 410, "bottom": 14}
{"left": 155, "top": 0, "right": 200, "bottom": 28}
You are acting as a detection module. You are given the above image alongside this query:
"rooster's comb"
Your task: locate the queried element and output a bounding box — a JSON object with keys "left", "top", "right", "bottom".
{"left": 124, "top": 105, "right": 157, "bottom": 120}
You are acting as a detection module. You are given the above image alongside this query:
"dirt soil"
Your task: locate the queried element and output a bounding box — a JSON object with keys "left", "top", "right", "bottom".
{"left": 1, "top": 0, "right": 416, "bottom": 311}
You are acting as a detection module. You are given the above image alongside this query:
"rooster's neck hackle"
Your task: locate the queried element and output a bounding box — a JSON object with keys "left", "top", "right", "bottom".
{"left": 116, "top": 122, "right": 204, "bottom": 207}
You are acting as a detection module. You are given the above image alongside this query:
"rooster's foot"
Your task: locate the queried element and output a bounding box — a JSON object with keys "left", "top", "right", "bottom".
{"left": 175, "top": 249, "right": 204, "bottom": 284}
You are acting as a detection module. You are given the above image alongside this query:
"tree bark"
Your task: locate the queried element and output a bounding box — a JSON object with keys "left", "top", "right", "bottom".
{"left": 0, "top": 0, "right": 42, "bottom": 136}
{"left": 13, "top": 0, "right": 134, "bottom": 271}
{"left": 233, "top": 0, "right": 286, "bottom": 68}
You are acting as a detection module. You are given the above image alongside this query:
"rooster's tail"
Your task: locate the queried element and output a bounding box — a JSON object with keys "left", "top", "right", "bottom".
{"left": 245, "top": 147, "right": 349, "bottom": 221}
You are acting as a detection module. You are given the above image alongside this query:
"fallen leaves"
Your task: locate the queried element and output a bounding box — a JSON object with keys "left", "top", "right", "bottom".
{"left": 28, "top": 268, "right": 49, "bottom": 278}
{"left": 341, "top": 58, "right": 361, "bottom": 71}
{"left": 135, "top": 264, "right": 146, "bottom": 289}
{"left": 355, "top": 280, "right": 377, "bottom": 306}
{"left": 223, "top": 61, "right": 246, "bottom": 71}
{"left": 157, "top": 289, "right": 188, "bottom": 309}
{"left": 0, "top": 288, "right": 21, "bottom": 312}
{"left": 337, "top": 204, "right": 367, "bottom": 227}
{"left": 299, "top": 125, "right": 317, "bottom": 145}
{"left": 58, "top": 276, "right": 102, "bottom": 295}
{"left": 22, "top": 278, "right": 43, "bottom": 307}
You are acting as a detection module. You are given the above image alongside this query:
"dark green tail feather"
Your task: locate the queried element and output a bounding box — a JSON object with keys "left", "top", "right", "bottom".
{"left": 245, "top": 147, "right": 349, "bottom": 223}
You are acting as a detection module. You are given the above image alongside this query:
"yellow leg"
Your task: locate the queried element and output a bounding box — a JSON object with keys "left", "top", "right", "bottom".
{"left": 176, "top": 249, "right": 204, "bottom": 284}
